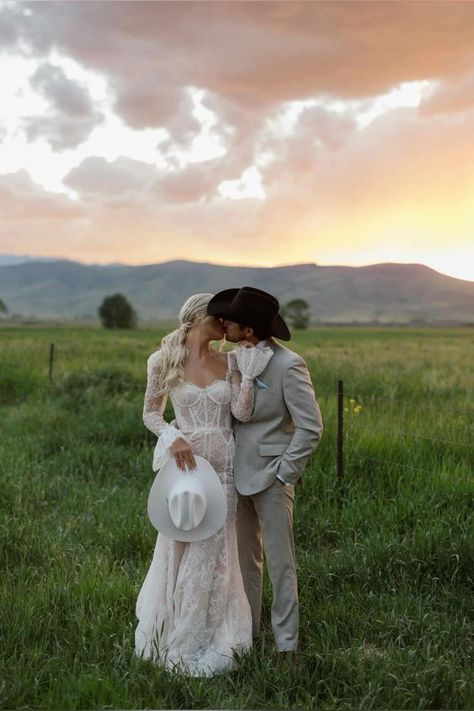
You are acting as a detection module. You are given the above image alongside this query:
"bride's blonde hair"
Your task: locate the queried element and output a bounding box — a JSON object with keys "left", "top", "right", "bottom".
{"left": 156, "top": 293, "right": 216, "bottom": 395}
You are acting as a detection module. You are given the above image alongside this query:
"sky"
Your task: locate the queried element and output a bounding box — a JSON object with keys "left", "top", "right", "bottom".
{"left": 0, "top": 1, "right": 473, "bottom": 281}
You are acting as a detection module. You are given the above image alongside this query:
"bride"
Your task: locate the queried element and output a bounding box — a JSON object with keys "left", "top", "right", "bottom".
{"left": 134, "top": 293, "right": 271, "bottom": 677}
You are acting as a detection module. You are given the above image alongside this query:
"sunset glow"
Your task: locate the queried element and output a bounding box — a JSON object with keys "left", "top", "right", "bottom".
{"left": 0, "top": 1, "right": 473, "bottom": 281}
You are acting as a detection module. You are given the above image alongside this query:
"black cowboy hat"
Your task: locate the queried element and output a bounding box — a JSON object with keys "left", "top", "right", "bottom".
{"left": 207, "top": 286, "right": 291, "bottom": 341}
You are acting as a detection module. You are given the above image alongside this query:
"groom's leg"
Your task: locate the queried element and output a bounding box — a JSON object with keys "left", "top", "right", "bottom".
{"left": 252, "top": 479, "right": 298, "bottom": 652}
{"left": 236, "top": 493, "right": 263, "bottom": 640}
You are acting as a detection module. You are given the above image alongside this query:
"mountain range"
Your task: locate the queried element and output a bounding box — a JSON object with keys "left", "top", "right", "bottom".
{"left": 0, "top": 257, "right": 473, "bottom": 324}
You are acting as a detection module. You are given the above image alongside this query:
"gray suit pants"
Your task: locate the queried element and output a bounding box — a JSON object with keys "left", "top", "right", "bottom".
{"left": 236, "top": 479, "right": 298, "bottom": 651}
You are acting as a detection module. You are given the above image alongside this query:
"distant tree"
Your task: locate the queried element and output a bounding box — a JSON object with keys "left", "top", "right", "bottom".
{"left": 98, "top": 293, "right": 137, "bottom": 329}
{"left": 282, "top": 298, "right": 310, "bottom": 329}
{"left": 0, "top": 299, "right": 7, "bottom": 317}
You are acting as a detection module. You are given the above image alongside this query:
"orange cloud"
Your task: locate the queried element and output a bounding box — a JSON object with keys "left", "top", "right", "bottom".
{"left": 1, "top": 2, "right": 474, "bottom": 280}
{"left": 3, "top": 2, "right": 474, "bottom": 122}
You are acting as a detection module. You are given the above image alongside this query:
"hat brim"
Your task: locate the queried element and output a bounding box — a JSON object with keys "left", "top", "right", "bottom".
{"left": 207, "top": 289, "right": 291, "bottom": 341}
{"left": 147, "top": 455, "right": 227, "bottom": 542}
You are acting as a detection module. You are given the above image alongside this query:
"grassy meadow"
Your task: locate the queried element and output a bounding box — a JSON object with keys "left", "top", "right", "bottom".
{"left": 1, "top": 325, "right": 473, "bottom": 710}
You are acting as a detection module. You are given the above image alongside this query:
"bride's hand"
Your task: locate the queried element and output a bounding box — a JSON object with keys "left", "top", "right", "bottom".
{"left": 234, "top": 343, "right": 273, "bottom": 381}
{"left": 170, "top": 437, "right": 197, "bottom": 471}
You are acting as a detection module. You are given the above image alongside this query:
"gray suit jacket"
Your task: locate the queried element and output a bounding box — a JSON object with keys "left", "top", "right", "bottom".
{"left": 233, "top": 339, "right": 323, "bottom": 495}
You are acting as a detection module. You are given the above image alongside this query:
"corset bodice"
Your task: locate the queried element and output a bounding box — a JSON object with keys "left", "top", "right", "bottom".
{"left": 170, "top": 380, "right": 234, "bottom": 436}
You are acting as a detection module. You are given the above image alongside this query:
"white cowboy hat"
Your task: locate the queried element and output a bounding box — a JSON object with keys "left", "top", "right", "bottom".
{"left": 147, "top": 455, "right": 227, "bottom": 542}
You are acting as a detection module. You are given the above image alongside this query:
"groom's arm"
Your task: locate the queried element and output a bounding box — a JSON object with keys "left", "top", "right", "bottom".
{"left": 277, "top": 357, "right": 323, "bottom": 486}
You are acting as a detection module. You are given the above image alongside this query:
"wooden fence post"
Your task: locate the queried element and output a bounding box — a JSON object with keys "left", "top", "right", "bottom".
{"left": 48, "top": 343, "right": 55, "bottom": 382}
{"left": 337, "top": 379, "right": 344, "bottom": 483}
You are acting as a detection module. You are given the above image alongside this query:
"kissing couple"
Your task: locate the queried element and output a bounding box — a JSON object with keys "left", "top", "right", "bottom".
{"left": 134, "top": 287, "right": 323, "bottom": 677}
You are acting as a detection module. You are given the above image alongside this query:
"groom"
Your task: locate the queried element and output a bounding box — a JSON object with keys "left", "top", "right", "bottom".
{"left": 207, "top": 286, "right": 323, "bottom": 657}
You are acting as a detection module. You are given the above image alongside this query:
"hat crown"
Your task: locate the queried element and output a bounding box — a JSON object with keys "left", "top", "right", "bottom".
{"left": 239, "top": 286, "right": 279, "bottom": 307}
{"left": 207, "top": 286, "right": 291, "bottom": 341}
{"left": 232, "top": 287, "right": 279, "bottom": 317}
{"left": 148, "top": 455, "right": 227, "bottom": 542}
{"left": 168, "top": 477, "right": 206, "bottom": 531}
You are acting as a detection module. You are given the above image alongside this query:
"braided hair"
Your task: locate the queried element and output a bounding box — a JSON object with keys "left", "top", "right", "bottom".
{"left": 155, "top": 293, "right": 215, "bottom": 395}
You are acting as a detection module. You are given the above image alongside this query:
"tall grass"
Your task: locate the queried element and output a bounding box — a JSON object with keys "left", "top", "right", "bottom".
{"left": 0, "top": 326, "right": 473, "bottom": 710}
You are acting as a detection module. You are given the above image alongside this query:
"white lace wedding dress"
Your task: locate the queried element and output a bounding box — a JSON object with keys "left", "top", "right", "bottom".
{"left": 135, "top": 348, "right": 268, "bottom": 677}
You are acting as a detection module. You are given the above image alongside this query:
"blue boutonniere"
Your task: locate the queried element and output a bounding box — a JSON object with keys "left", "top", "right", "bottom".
{"left": 255, "top": 378, "right": 269, "bottom": 389}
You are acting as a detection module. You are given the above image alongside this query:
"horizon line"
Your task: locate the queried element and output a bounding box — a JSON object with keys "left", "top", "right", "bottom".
{"left": 0, "top": 253, "right": 473, "bottom": 284}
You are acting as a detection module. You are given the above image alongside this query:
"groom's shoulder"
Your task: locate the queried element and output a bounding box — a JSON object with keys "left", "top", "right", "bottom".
{"left": 271, "top": 340, "right": 306, "bottom": 368}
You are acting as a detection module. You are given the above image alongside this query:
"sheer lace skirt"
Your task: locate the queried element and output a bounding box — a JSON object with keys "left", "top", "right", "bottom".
{"left": 135, "top": 453, "right": 252, "bottom": 676}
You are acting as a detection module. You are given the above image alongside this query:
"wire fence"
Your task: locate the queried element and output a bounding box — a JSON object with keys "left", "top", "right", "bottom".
{"left": 45, "top": 343, "right": 473, "bottom": 481}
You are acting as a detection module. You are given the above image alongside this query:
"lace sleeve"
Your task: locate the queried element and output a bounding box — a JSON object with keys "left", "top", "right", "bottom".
{"left": 143, "top": 350, "right": 190, "bottom": 471}
{"left": 229, "top": 344, "right": 274, "bottom": 422}
{"left": 229, "top": 352, "right": 255, "bottom": 423}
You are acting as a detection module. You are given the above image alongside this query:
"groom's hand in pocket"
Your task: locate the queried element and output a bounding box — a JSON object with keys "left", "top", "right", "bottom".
{"left": 170, "top": 438, "right": 197, "bottom": 471}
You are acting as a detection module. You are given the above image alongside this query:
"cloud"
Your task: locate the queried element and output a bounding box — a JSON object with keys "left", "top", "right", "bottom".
{"left": 1, "top": 1, "right": 474, "bottom": 279}
{"left": 0, "top": 159, "right": 267, "bottom": 263}
{"left": 0, "top": 170, "right": 84, "bottom": 218}
{"left": 261, "top": 105, "right": 357, "bottom": 185}
{"left": 31, "top": 62, "right": 95, "bottom": 117}
{"left": 296, "top": 106, "right": 356, "bottom": 151}
{"left": 255, "top": 104, "right": 474, "bottom": 267}
{"left": 64, "top": 154, "right": 227, "bottom": 204}
{"left": 0, "top": 170, "right": 85, "bottom": 255}
{"left": 0, "top": 2, "right": 22, "bottom": 48}
{"left": 155, "top": 160, "right": 223, "bottom": 203}
{"left": 418, "top": 70, "right": 474, "bottom": 116}
{"left": 114, "top": 81, "right": 203, "bottom": 147}
{"left": 64, "top": 156, "right": 158, "bottom": 197}
{"left": 5, "top": 2, "right": 474, "bottom": 127}
{"left": 23, "top": 62, "right": 103, "bottom": 150}
{"left": 5, "top": 99, "right": 474, "bottom": 269}
{"left": 4, "top": 2, "right": 474, "bottom": 175}
{"left": 23, "top": 114, "right": 102, "bottom": 151}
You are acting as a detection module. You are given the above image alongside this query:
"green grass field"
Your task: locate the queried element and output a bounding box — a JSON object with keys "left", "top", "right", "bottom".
{"left": 1, "top": 325, "right": 473, "bottom": 710}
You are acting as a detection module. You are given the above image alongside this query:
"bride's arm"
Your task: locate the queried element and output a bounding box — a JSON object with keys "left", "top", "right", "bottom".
{"left": 230, "top": 344, "right": 274, "bottom": 422}
{"left": 230, "top": 365, "right": 255, "bottom": 423}
{"left": 143, "top": 351, "right": 171, "bottom": 436}
{"left": 143, "top": 350, "right": 194, "bottom": 470}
